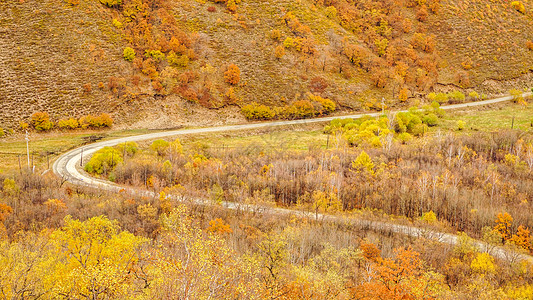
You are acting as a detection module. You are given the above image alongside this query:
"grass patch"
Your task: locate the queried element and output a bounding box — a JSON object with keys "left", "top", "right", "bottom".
{"left": 180, "top": 127, "right": 328, "bottom": 153}
{"left": 0, "top": 129, "right": 153, "bottom": 173}
{"left": 440, "top": 103, "right": 533, "bottom": 132}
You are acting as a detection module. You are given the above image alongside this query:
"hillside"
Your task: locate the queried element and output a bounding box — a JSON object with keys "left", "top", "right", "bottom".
{"left": 0, "top": 0, "right": 532, "bottom": 130}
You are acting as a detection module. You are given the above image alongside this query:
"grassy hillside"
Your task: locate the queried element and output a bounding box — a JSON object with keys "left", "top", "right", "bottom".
{"left": 0, "top": 0, "right": 532, "bottom": 131}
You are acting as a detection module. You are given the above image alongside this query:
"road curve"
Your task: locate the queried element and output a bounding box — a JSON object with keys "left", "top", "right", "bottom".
{"left": 53, "top": 92, "right": 533, "bottom": 262}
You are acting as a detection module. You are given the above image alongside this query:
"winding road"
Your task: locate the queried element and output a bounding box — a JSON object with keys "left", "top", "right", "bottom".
{"left": 53, "top": 92, "right": 533, "bottom": 262}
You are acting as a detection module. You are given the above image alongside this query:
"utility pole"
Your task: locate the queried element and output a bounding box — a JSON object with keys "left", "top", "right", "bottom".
{"left": 25, "top": 131, "right": 30, "bottom": 171}
{"left": 80, "top": 148, "right": 83, "bottom": 167}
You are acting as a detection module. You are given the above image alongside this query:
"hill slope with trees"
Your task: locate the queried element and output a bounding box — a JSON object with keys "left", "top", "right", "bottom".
{"left": 0, "top": 0, "right": 532, "bottom": 130}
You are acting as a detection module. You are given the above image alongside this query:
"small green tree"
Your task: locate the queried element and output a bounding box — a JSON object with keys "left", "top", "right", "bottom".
{"left": 84, "top": 147, "right": 122, "bottom": 175}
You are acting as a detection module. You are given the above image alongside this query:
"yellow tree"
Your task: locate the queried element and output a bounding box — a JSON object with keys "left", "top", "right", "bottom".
{"left": 0, "top": 232, "right": 55, "bottom": 299}
{"left": 352, "top": 151, "right": 375, "bottom": 174}
{"left": 147, "top": 205, "right": 261, "bottom": 299}
{"left": 48, "top": 215, "right": 147, "bottom": 299}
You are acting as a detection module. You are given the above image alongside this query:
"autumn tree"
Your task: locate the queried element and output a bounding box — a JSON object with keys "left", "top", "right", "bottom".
{"left": 509, "top": 225, "right": 531, "bottom": 250}
{"left": 274, "top": 45, "right": 285, "bottom": 59}
{"left": 224, "top": 64, "right": 241, "bottom": 85}
{"left": 30, "top": 112, "right": 53, "bottom": 131}
{"left": 0, "top": 232, "right": 53, "bottom": 299}
{"left": 48, "top": 215, "right": 146, "bottom": 299}
{"left": 353, "top": 247, "right": 447, "bottom": 299}
{"left": 494, "top": 212, "right": 513, "bottom": 241}
{"left": 146, "top": 206, "right": 260, "bottom": 298}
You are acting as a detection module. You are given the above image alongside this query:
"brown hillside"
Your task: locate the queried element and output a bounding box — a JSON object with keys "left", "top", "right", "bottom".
{"left": 0, "top": 0, "right": 532, "bottom": 130}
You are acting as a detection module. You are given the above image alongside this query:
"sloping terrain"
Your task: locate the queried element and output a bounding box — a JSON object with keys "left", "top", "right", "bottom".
{"left": 0, "top": 0, "right": 532, "bottom": 130}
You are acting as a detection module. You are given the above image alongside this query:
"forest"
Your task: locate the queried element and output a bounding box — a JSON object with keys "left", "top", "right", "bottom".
{"left": 1, "top": 98, "right": 533, "bottom": 298}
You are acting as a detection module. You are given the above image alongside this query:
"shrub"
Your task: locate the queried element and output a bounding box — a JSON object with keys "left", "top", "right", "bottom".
{"left": 510, "top": 88, "right": 523, "bottom": 100}
{"left": 241, "top": 103, "right": 276, "bottom": 120}
{"left": 207, "top": 6, "right": 216, "bottom": 12}
{"left": 79, "top": 113, "right": 113, "bottom": 129}
{"left": 448, "top": 91, "right": 466, "bottom": 103}
{"left": 123, "top": 47, "right": 135, "bottom": 61}
{"left": 57, "top": 118, "right": 79, "bottom": 130}
{"left": 468, "top": 91, "right": 479, "bottom": 100}
{"left": 274, "top": 45, "right": 285, "bottom": 59}
{"left": 433, "top": 92, "right": 448, "bottom": 103}
{"left": 0, "top": 128, "right": 4, "bottom": 138}
{"left": 83, "top": 83, "right": 92, "bottom": 94}
{"left": 99, "top": 0, "right": 121, "bottom": 8}
{"left": 84, "top": 147, "right": 122, "bottom": 175}
{"left": 352, "top": 151, "right": 374, "bottom": 173}
{"left": 19, "top": 121, "right": 29, "bottom": 130}
{"left": 270, "top": 29, "right": 281, "bottom": 41}
{"left": 145, "top": 50, "right": 165, "bottom": 62}
{"left": 226, "top": 0, "right": 238, "bottom": 12}
{"left": 457, "top": 120, "right": 466, "bottom": 131}
{"left": 116, "top": 142, "right": 138, "bottom": 157}
{"left": 291, "top": 100, "right": 316, "bottom": 118}
{"left": 511, "top": 1, "right": 525, "bottom": 14}
{"left": 527, "top": 40, "right": 533, "bottom": 51}
{"left": 325, "top": 6, "right": 337, "bottom": 18}
{"left": 30, "top": 112, "right": 54, "bottom": 131}
{"left": 112, "top": 19, "right": 123, "bottom": 29}
{"left": 308, "top": 93, "right": 335, "bottom": 114}
{"left": 224, "top": 64, "right": 241, "bottom": 85}
{"left": 151, "top": 139, "right": 170, "bottom": 156}
{"left": 412, "top": 123, "right": 428, "bottom": 136}
{"left": 422, "top": 113, "right": 438, "bottom": 126}
{"left": 283, "top": 37, "right": 295, "bottom": 48}
{"left": 167, "top": 51, "right": 189, "bottom": 67}
{"left": 399, "top": 87, "right": 409, "bottom": 102}
{"left": 397, "top": 132, "right": 412, "bottom": 143}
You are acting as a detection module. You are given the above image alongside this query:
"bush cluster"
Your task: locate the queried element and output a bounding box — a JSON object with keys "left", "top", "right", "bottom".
{"left": 241, "top": 94, "right": 336, "bottom": 121}
{"left": 324, "top": 102, "right": 444, "bottom": 147}
{"left": 99, "top": 0, "right": 121, "bottom": 8}
{"left": 27, "top": 112, "right": 113, "bottom": 132}
{"left": 427, "top": 90, "right": 467, "bottom": 104}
